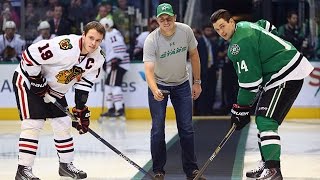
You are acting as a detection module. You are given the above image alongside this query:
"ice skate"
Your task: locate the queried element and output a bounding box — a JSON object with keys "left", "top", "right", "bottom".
{"left": 115, "top": 108, "right": 126, "bottom": 121}
{"left": 99, "top": 107, "right": 116, "bottom": 122}
{"left": 59, "top": 162, "right": 87, "bottom": 179}
{"left": 246, "top": 160, "right": 265, "bottom": 178}
{"left": 15, "top": 165, "right": 40, "bottom": 180}
{"left": 256, "top": 168, "right": 283, "bottom": 180}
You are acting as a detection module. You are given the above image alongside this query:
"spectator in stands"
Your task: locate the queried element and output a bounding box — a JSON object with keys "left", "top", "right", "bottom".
{"left": 113, "top": 0, "right": 134, "bottom": 49}
{"left": 68, "top": 0, "right": 91, "bottom": 34}
{"left": 25, "top": 2, "right": 40, "bottom": 44}
{"left": 46, "top": 0, "right": 60, "bottom": 10}
{"left": 278, "top": 11, "right": 306, "bottom": 51}
{"left": 48, "top": 4, "right": 71, "bottom": 35}
{"left": 95, "top": 1, "right": 113, "bottom": 21}
{"left": 133, "top": 18, "right": 158, "bottom": 60}
{"left": 194, "top": 24, "right": 217, "bottom": 115}
{"left": 0, "top": 0, "right": 20, "bottom": 32}
{"left": 44, "top": 8, "right": 54, "bottom": 22}
{"left": 192, "top": 27, "right": 202, "bottom": 40}
{"left": 0, "top": 21, "right": 25, "bottom": 62}
{"left": 33, "top": 21, "right": 56, "bottom": 43}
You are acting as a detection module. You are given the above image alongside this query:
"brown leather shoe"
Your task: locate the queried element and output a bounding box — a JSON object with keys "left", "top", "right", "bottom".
{"left": 154, "top": 172, "right": 165, "bottom": 180}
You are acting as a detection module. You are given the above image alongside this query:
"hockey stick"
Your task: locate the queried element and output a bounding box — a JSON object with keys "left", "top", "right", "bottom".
{"left": 44, "top": 94, "right": 155, "bottom": 180}
{"left": 194, "top": 87, "right": 263, "bottom": 180}
{"left": 101, "top": 71, "right": 106, "bottom": 115}
{"left": 193, "top": 124, "right": 236, "bottom": 180}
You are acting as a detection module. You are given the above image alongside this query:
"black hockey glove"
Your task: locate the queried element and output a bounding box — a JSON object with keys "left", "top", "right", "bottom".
{"left": 111, "top": 58, "right": 120, "bottom": 70}
{"left": 72, "top": 106, "right": 90, "bottom": 134}
{"left": 231, "top": 104, "right": 251, "bottom": 130}
{"left": 28, "top": 74, "right": 49, "bottom": 97}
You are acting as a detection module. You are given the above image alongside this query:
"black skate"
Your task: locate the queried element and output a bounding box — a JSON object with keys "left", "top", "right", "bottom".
{"left": 101, "top": 107, "right": 115, "bottom": 117}
{"left": 115, "top": 108, "right": 126, "bottom": 121}
{"left": 246, "top": 160, "right": 265, "bottom": 178}
{"left": 15, "top": 165, "right": 40, "bottom": 180}
{"left": 256, "top": 168, "right": 283, "bottom": 180}
{"left": 59, "top": 162, "right": 87, "bottom": 179}
{"left": 99, "top": 108, "right": 116, "bottom": 122}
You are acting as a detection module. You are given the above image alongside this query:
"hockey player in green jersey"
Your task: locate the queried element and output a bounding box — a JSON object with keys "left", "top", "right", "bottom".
{"left": 210, "top": 9, "right": 314, "bottom": 180}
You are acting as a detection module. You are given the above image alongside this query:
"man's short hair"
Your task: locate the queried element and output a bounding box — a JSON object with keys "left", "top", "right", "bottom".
{"left": 210, "top": 9, "right": 232, "bottom": 24}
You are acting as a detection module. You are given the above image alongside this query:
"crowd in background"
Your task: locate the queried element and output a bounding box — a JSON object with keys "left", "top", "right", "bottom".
{"left": 0, "top": 0, "right": 158, "bottom": 62}
{"left": 0, "top": 0, "right": 319, "bottom": 116}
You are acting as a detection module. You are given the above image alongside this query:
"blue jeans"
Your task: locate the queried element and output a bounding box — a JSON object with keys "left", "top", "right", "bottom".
{"left": 148, "top": 80, "right": 198, "bottom": 176}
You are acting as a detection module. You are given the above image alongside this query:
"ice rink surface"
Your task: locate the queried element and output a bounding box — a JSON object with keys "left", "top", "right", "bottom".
{"left": 0, "top": 118, "right": 319, "bottom": 180}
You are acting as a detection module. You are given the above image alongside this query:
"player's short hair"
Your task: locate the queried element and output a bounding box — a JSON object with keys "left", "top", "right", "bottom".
{"left": 287, "top": 10, "right": 298, "bottom": 18}
{"left": 83, "top": 21, "right": 106, "bottom": 39}
{"left": 210, "top": 9, "right": 232, "bottom": 24}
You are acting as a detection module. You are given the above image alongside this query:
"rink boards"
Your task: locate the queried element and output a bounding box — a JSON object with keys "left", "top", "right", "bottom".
{"left": 0, "top": 62, "right": 319, "bottom": 120}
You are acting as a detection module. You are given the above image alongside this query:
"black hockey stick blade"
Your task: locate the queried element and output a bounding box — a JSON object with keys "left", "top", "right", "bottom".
{"left": 44, "top": 94, "right": 155, "bottom": 180}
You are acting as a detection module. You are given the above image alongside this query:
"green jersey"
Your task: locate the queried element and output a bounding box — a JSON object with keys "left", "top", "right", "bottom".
{"left": 228, "top": 20, "right": 314, "bottom": 105}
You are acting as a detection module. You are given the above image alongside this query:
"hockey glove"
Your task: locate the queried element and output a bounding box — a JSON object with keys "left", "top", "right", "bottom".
{"left": 231, "top": 104, "right": 251, "bottom": 130}
{"left": 111, "top": 58, "right": 120, "bottom": 70}
{"left": 72, "top": 106, "right": 90, "bottom": 134}
{"left": 28, "top": 74, "right": 49, "bottom": 97}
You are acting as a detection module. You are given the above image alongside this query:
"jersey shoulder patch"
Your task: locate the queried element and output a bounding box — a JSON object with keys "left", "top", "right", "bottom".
{"left": 59, "top": 38, "right": 73, "bottom": 50}
{"left": 229, "top": 44, "right": 240, "bottom": 55}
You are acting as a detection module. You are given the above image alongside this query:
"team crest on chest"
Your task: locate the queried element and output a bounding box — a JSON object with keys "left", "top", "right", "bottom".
{"left": 230, "top": 44, "right": 240, "bottom": 55}
{"left": 56, "top": 66, "right": 84, "bottom": 84}
{"left": 59, "top": 38, "right": 73, "bottom": 50}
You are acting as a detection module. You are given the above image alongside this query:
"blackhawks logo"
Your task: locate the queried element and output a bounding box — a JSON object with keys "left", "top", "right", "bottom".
{"left": 59, "top": 38, "right": 73, "bottom": 50}
{"left": 56, "top": 66, "right": 84, "bottom": 84}
{"left": 229, "top": 44, "right": 240, "bottom": 55}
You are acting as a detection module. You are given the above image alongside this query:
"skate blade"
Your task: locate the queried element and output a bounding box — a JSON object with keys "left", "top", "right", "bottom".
{"left": 109, "top": 117, "right": 117, "bottom": 121}
{"left": 118, "top": 116, "right": 126, "bottom": 121}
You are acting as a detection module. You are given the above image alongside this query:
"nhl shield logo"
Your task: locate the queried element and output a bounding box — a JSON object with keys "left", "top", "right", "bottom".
{"left": 230, "top": 44, "right": 240, "bottom": 55}
{"left": 59, "top": 38, "right": 73, "bottom": 50}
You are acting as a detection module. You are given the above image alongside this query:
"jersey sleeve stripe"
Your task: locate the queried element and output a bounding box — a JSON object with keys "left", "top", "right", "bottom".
{"left": 22, "top": 51, "right": 33, "bottom": 66}
{"left": 26, "top": 48, "right": 40, "bottom": 65}
{"left": 81, "top": 77, "right": 94, "bottom": 86}
{"left": 239, "top": 78, "right": 262, "bottom": 92}
{"left": 265, "top": 21, "right": 270, "bottom": 31}
{"left": 238, "top": 78, "right": 262, "bottom": 88}
{"left": 241, "top": 85, "right": 260, "bottom": 92}
{"left": 74, "top": 83, "right": 92, "bottom": 88}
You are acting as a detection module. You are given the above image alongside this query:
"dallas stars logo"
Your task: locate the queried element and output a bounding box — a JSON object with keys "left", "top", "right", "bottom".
{"left": 162, "top": 5, "right": 169, "bottom": 11}
{"left": 230, "top": 44, "right": 240, "bottom": 55}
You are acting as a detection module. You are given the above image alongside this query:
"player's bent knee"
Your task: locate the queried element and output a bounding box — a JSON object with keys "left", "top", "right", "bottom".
{"left": 21, "top": 119, "right": 45, "bottom": 130}
{"left": 50, "top": 116, "right": 72, "bottom": 136}
{"left": 21, "top": 119, "right": 45, "bottom": 137}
